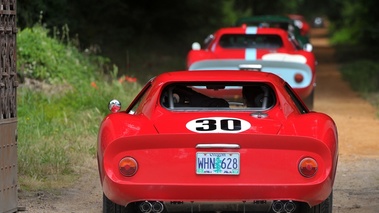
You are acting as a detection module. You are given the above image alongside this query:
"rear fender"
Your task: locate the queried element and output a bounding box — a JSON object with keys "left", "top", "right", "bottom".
{"left": 98, "top": 113, "right": 157, "bottom": 157}
{"left": 287, "top": 112, "right": 338, "bottom": 176}
{"left": 189, "top": 59, "right": 313, "bottom": 90}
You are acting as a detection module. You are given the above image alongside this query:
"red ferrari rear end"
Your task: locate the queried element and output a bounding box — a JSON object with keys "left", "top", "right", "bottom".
{"left": 98, "top": 71, "right": 337, "bottom": 213}
{"left": 99, "top": 115, "right": 335, "bottom": 213}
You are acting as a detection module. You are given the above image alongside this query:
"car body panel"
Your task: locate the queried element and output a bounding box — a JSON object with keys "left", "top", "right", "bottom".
{"left": 287, "top": 14, "right": 311, "bottom": 36}
{"left": 189, "top": 60, "right": 313, "bottom": 97}
{"left": 101, "top": 133, "right": 335, "bottom": 206}
{"left": 97, "top": 71, "right": 338, "bottom": 212}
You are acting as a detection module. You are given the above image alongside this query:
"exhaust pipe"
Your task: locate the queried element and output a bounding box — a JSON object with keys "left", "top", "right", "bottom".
{"left": 151, "top": 201, "right": 164, "bottom": 213}
{"left": 139, "top": 201, "right": 152, "bottom": 213}
{"left": 271, "top": 200, "right": 283, "bottom": 213}
{"left": 284, "top": 201, "right": 296, "bottom": 213}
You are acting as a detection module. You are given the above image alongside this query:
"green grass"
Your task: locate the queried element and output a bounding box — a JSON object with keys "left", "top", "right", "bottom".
{"left": 17, "top": 25, "right": 142, "bottom": 190}
{"left": 334, "top": 44, "right": 379, "bottom": 116}
{"left": 17, "top": 81, "right": 141, "bottom": 189}
{"left": 339, "top": 60, "right": 379, "bottom": 116}
{"left": 340, "top": 60, "right": 379, "bottom": 93}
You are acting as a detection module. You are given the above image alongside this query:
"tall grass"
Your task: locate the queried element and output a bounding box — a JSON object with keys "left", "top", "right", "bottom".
{"left": 340, "top": 60, "right": 379, "bottom": 116}
{"left": 17, "top": 25, "right": 142, "bottom": 190}
{"left": 340, "top": 60, "right": 379, "bottom": 93}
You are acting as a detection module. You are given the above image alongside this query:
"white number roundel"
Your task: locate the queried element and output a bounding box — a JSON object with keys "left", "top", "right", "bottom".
{"left": 186, "top": 117, "right": 251, "bottom": 133}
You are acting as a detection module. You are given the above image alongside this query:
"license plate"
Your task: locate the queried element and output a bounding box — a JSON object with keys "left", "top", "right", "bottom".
{"left": 196, "top": 152, "right": 240, "bottom": 175}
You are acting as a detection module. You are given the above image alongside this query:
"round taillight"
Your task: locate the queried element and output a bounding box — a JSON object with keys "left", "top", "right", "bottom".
{"left": 299, "top": 157, "right": 318, "bottom": 178}
{"left": 294, "top": 73, "right": 304, "bottom": 83}
{"left": 119, "top": 157, "right": 138, "bottom": 177}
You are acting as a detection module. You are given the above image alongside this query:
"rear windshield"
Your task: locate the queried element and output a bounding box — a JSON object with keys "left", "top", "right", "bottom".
{"left": 239, "top": 21, "right": 291, "bottom": 31}
{"left": 161, "top": 82, "right": 276, "bottom": 111}
{"left": 219, "top": 34, "right": 283, "bottom": 49}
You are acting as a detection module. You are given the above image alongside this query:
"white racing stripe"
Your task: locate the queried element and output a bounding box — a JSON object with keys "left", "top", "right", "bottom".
{"left": 262, "top": 53, "right": 307, "bottom": 64}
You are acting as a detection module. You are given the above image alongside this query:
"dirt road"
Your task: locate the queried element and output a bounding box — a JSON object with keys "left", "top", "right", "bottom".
{"left": 18, "top": 28, "right": 379, "bottom": 213}
{"left": 311, "top": 28, "right": 379, "bottom": 213}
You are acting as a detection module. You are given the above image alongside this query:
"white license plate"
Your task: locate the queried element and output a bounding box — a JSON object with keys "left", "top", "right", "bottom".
{"left": 196, "top": 152, "right": 240, "bottom": 175}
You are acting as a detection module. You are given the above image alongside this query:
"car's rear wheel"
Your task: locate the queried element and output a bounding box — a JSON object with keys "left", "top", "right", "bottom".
{"left": 103, "top": 193, "right": 127, "bottom": 213}
{"left": 303, "top": 89, "right": 315, "bottom": 110}
{"left": 306, "top": 191, "right": 333, "bottom": 213}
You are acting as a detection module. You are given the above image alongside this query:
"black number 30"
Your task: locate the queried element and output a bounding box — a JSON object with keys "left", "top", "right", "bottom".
{"left": 195, "top": 119, "right": 242, "bottom": 131}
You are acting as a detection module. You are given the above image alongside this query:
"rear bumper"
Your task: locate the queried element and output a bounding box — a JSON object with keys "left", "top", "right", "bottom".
{"left": 102, "top": 174, "right": 333, "bottom": 207}
{"left": 99, "top": 133, "right": 337, "bottom": 208}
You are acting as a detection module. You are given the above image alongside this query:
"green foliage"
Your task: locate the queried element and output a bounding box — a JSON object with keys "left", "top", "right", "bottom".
{"left": 17, "top": 0, "right": 379, "bottom": 48}
{"left": 340, "top": 60, "right": 379, "bottom": 116}
{"left": 17, "top": 24, "right": 111, "bottom": 85}
{"left": 340, "top": 60, "right": 379, "bottom": 93}
{"left": 330, "top": 27, "right": 357, "bottom": 45}
{"left": 17, "top": 79, "right": 141, "bottom": 182}
{"left": 328, "top": 0, "right": 379, "bottom": 46}
{"left": 17, "top": 24, "right": 142, "bottom": 189}
{"left": 17, "top": 1, "right": 308, "bottom": 49}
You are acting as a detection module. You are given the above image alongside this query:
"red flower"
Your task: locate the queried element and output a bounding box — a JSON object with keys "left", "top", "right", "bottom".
{"left": 125, "top": 75, "right": 137, "bottom": 83}
{"left": 91, "top": 81, "right": 98, "bottom": 89}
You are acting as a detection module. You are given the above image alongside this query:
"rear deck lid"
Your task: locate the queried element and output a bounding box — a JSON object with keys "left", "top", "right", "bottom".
{"left": 153, "top": 113, "right": 282, "bottom": 135}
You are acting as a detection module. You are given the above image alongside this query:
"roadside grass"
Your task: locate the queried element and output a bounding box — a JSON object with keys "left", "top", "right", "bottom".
{"left": 340, "top": 61, "right": 379, "bottom": 93}
{"left": 339, "top": 60, "right": 379, "bottom": 116}
{"left": 17, "top": 25, "right": 142, "bottom": 190}
{"left": 17, "top": 23, "right": 186, "bottom": 191}
{"left": 18, "top": 80, "right": 141, "bottom": 190}
{"left": 335, "top": 45, "right": 379, "bottom": 117}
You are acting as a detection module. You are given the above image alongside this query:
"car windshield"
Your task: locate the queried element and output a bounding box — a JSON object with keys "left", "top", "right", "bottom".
{"left": 160, "top": 82, "right": 276, "bottom": 111}
{"left": 242, "top": 21, "right": 290, "bottom": 31}
{"left": 219, "top": 34, "right": 283, "bottom": 49}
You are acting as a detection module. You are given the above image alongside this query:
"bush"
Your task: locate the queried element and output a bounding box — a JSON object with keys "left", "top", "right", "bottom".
{"left": 17, "top": 24, "right": 142, "bottom": 189}
{"left": 340, "top": 60, "right": 379, "bottom": 116}
{"left": 340, "top": 60, "right": 379, "bottom": 93}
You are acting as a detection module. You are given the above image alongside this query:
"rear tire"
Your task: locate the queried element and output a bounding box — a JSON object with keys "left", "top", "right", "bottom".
{"left": 307, "top": 191, "right": 333, "bottom": 213}
{"left": 303, "top": 89, "right": 315, "bottom": 110}
{"left": 103, "top": 193, "right": 127, "bottom": 213}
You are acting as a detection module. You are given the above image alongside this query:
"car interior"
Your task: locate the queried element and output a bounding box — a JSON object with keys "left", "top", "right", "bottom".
{"left": 160, "top": 82, "right": 276, "bottom": 110}
{"left": 219, "top": 34, "right": 283, "bottom": 49}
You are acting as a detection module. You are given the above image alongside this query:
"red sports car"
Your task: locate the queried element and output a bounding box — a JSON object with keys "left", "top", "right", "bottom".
{"left": 186, "top": 26, "right": 316, "bottom": 109}
{"left": 287, "top": 14, "right": 311, "bottom": 36}
{"left": 97, "top": 70, "right": 338, "bottom": 213}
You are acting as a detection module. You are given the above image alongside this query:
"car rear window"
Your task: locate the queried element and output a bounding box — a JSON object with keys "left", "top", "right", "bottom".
{"left": 161, "top": 82, "right": 276, "bottom": 111}
{"left": 239, "top": 21, "right": 290, "bottom": 31}
{"left": 219, "top": 34, "right": 283, "bottom": 49}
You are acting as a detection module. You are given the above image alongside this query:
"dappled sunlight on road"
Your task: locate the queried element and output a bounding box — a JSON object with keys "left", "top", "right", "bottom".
{"left": 311, "top": 26, "right": 379, "bottom": 213}
{"left": 311, "top": 27, "right": 379, "bottom": 157}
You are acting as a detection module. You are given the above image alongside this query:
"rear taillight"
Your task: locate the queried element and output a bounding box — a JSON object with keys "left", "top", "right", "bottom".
{"left": 299, "top": 157, "right": 318, "bottom": 178}
{"left": 119, "top": 157, "right": 138, "bottom": 176}
{"left": 294, "top": 73, "right": 304, "bottom": 83}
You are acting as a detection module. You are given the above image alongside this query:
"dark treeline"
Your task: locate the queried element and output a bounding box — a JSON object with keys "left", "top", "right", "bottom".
{"left": 17, "top": 0, "right": 379, "bottom": 72}
{"left": 18, "top": 0, "right": 236, "bottom": 48}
